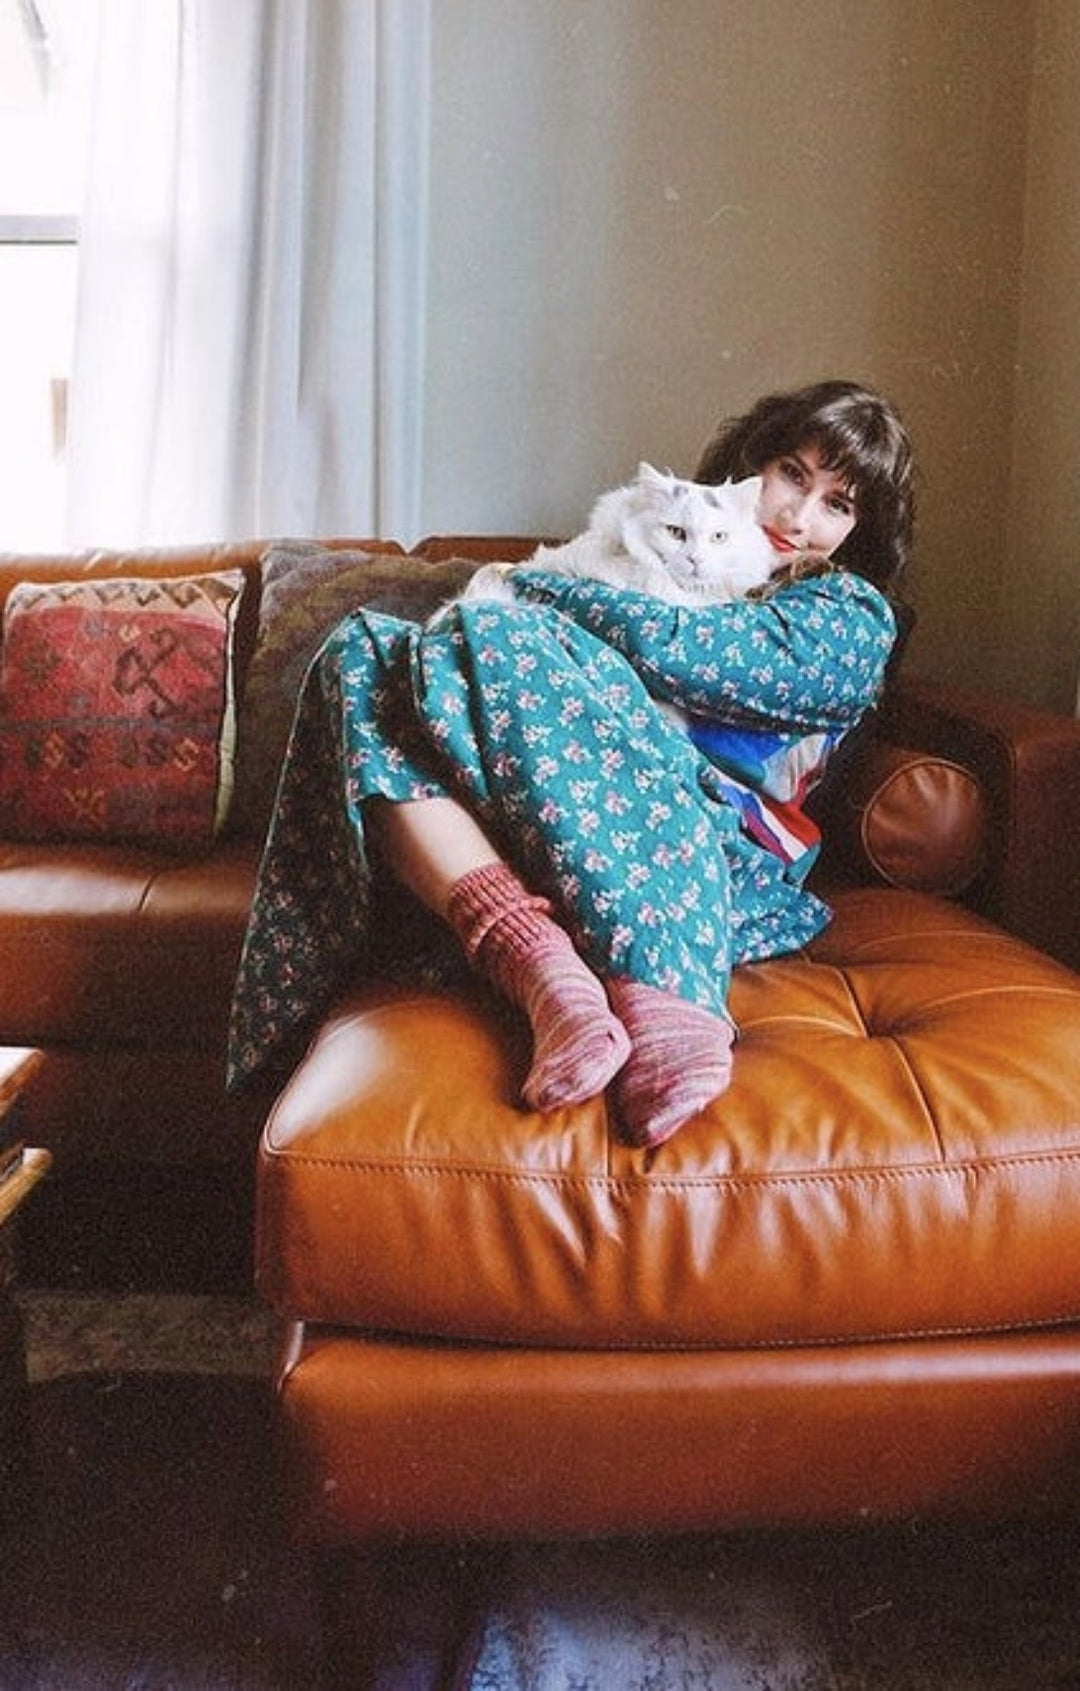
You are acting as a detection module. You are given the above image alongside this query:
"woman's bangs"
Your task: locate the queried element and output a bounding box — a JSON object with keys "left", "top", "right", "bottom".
{"left": 813, "top": 421, "right": 898, "bottom": 505}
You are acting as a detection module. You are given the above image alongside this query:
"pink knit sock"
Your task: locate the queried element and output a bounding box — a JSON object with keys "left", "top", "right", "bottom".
{"left": 606, "top": 977, "right": 735, "bottom": 1149}
{"left": 445, "top": 862, "right": 631, "bottom": 1111}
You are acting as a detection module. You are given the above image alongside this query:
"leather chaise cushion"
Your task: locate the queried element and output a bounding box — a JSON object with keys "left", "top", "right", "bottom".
{"left": 258, "top": 886, "right": 1080, "bottom": 1352}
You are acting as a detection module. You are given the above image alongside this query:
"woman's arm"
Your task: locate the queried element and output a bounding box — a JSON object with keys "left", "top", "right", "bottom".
{"left": 510, "top": 568, "right": 897, "bottom": 732}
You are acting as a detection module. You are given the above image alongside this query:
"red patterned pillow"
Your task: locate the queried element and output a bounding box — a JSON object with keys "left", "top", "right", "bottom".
{"left": 0, "top": 570, "right": 245, "bottom": 848}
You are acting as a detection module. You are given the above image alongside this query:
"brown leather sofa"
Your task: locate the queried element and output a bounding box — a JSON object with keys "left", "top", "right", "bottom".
{"left": 249, "top": 651, "right": 1080, "bottom": 1680}
{"left": 0, "top": 541, "right": 271, "bottom": 1286}
{"left": 0, "top": 536, "right": 499, "bottom": 1287}
{"left": 7, "top": 538, "right": 1080, "bottom": 1658}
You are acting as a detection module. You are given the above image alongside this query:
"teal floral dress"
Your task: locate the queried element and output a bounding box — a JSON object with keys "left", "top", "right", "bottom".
{"left": 226, "top": 568, "right": 896, "bottom": 1088}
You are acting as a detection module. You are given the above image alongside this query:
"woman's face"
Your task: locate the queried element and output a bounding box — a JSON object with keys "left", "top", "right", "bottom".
{"left": 756, "top": 441, "right": 858, "bottom": 560}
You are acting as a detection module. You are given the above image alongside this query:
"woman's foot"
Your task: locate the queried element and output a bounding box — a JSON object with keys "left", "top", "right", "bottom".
{"left": 606, "top": 977, "right": 735, "bottom": 1149}
{"left": 445, "top": 862, "right": 630, "bottom": 1110}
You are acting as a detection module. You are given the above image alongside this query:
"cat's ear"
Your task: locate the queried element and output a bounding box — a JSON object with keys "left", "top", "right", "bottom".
{"left": 730, "top": 474, "right": 763, "bottom": 519}
{"left": 636, "top": 462, "right": 671, "bottom": 491}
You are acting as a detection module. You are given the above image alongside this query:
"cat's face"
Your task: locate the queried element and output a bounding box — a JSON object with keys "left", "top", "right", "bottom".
{"left": 623, "top": 465, "right": 774, "bottom": 602}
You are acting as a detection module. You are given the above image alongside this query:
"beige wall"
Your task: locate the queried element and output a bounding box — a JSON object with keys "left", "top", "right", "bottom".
{"left": 1000, "top": 1, "right": 1080, "bottom": 709}
{"left": 421, "top": 0, "right": 1079, "bottom": 708}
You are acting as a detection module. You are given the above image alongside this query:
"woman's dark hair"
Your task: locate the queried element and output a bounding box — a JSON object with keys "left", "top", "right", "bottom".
{"left": 695, "top": 379, "right": 915, "bottom": 592}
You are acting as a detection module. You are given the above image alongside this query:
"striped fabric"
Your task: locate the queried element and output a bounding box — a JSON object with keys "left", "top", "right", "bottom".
{"left": 686, "top": 718, "right": 839, "bottom": 876}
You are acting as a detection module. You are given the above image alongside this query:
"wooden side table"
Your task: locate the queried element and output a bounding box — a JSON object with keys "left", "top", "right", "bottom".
{"left": 0, "top": 1144, "right": 51, "bottom": 1232}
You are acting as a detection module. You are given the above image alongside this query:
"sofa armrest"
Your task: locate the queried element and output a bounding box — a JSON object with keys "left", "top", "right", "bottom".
{"left": 877, "top": 679, "right": 1080, "bottom": 971}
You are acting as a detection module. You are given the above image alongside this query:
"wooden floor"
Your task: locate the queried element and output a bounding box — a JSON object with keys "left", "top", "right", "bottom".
{"left": 4, "top": 1304, "right": 1080, "bottom": 1689}
{"left": 0, "top": 1370, "right": 322, "bottom": 1689}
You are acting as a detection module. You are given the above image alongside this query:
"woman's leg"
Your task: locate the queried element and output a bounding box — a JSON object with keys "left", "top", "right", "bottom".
{"left": 233, "top": 608, "right": 625, "bottom": 1105}
{"left": 370, "top": 797, "right": 629, "bottom": 1109}
{"left": 373, "top": 796, "right": 730, "bottom": 1141}
{"left": 367, "top": 795, "right": 501, "bottom": 915}
{"left": 407, "top": 603, "right": 740, "bottom": 1145}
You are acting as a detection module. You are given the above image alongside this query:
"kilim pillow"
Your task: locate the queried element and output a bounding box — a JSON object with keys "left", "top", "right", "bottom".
{"left": 0, "top": 570, "right": 245, "bottom": 849}
{"left": 232, "top": 543, "right": 478, "bottom": 835}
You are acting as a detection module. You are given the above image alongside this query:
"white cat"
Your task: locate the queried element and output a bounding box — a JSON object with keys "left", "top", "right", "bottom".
{"left": 462, "top": 462, "right": 776, "bottom": 608}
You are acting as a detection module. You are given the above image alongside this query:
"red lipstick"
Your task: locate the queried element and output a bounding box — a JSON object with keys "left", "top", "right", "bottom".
{"left": 764, "top": 526, "right": 798, "bottom": 554}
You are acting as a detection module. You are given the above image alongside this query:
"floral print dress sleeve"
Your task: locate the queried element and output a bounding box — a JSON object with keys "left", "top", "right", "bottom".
{"left": 510, "top": 566, "right": 896, "bottom": 874}
{"left": 508, "top": 567, "right": 896, "bottom": 729}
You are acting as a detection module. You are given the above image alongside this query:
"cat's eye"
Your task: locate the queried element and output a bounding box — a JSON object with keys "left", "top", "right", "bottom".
{"left": 711, "top": 530, "right": 729, "bottom": 544}
{"left": 665, "top": 524, "right": 687, "bottom": 542}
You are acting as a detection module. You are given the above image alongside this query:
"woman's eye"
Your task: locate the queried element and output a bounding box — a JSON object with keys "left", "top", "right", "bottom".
{"left": 780, "top": 459, "right": 805, "bottom": 485}
{"left": 665, "top": 525, "right": 686, "bottom": 542}
{"left": 828, "top": 495, "right": 854, "bottom": 518}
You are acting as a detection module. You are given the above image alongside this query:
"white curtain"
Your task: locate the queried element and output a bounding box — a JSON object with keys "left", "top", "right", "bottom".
{"left": 65, "top": 0, "right": 430, "bottom": 547}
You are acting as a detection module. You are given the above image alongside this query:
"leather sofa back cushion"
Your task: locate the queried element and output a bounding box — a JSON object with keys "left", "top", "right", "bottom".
{"left": 825, "top": 744, "right": 988, "bottom": 896}
{"left": 257, "top": 886, "right": 1080, "bottom": 1351}
{"left": 0, "top": 838, "right": 258, "bottom": 1047}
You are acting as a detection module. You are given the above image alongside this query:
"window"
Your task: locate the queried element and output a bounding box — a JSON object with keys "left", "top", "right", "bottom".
{"left": 0, "top": 0, "right": 98, "bottom": 549}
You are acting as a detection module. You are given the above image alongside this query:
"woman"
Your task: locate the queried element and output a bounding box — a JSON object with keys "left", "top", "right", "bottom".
{"left": 229, "top": 379, "right": 914, "bottom": 1149}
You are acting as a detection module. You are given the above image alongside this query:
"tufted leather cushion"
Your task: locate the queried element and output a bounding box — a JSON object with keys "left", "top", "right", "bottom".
{"left": 257, "top": 885, "right": 1080, "bottom": 1352}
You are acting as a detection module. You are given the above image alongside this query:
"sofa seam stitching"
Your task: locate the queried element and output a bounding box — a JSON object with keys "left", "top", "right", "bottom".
{"left": 264, "top": 1145, "right": 1080, "bottom": 1192}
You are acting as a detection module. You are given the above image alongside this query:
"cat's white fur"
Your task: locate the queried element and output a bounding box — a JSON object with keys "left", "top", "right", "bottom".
{"left": 463, "top": 463, "right": 776, "bottom": 608}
